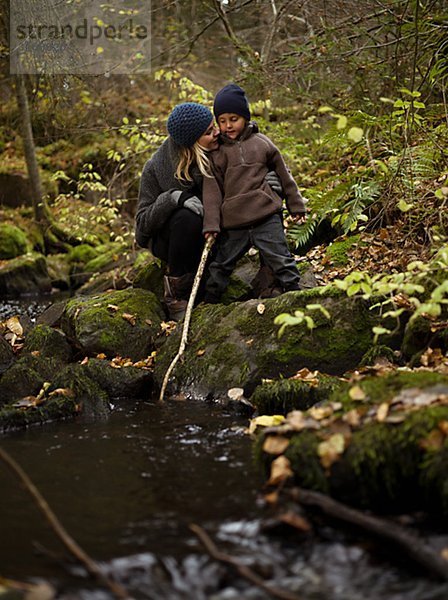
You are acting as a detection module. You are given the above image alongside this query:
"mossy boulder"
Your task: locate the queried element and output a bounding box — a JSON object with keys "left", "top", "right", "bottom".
{"left": 51, "top": 363, "right": 110, "bottom": 419}
{"left": 0, "top": 335, "right": 15, "bottom": 375}
{"left": 0, "top": 223, "right": 31, "bottom": 259}
{"left": 61, "top": 288, "right": 165, "bottom": 360}
{"left": 154, "top": 287, "right": 394, "bottom": 400}
{"left": 23, "top": 324, "right": 73, "bottom": 362}
{"left": 0, "top": 362, "right": 111, "bottom": 432}
{"left": 80, "top": 358, "right": 153, "bottom": 399}
{"left": 46, "top": 253, "right": 71, "bottom": 290}
{"left": 0, "top": 252, "right": 52, "bottom": 297}
{"left": 255, "top": 371, "right": 448, "bottom": 519}
{"left": 0, "top": 354, "right": 65, "bottom": 406}
{"left": 251, "top": 374, "right": 344, "bottom": 415}
{"left": 132, "top": 252, "right": 164, "bottom": 299}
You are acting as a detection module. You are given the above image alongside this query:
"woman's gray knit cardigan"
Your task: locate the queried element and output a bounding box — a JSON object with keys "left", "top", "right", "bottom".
{"left": 135, "top": 137, "right": 203, "bottom": 248}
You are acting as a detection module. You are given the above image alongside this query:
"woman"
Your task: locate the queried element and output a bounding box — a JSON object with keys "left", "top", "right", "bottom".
{"left": 135, "top": 102, "right": 219, "bottom": 320}
{"left": 135, "top": 101, "right": 282, "bottom": 320}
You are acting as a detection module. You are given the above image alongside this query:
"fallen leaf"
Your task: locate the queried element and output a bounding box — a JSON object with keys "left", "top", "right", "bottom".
{"left": 419, "top": 429, "right": 445, "bottom": 451}
{"left": 309, "top": 405, "right": 334, "bottom": 420}
{"left": 6, "top": 315, "right": 23, "bottom": 337}
{"left": 267, "top": 455, "right": 293, "bottom": 485}
{"left": 263, "top": 490, "right": 279, "bottom": 505}
{"left": 278, "top": 511, "right": 312, "bottom": 532}
{"left": 96, "top": 353, "right": 107, "bottom": 359}
{"left": 80, "top": 357, "right": 89, "bottom": 365}
{"left": 317, "top": 433, "right": 345, "bottom": 469}
{"left": 227, "top": 387, "right": 245, "bottom": 401}
{"left": 197, "top": 348, "right": 206, "bottom": 356}
{"left": 376, "top": 402, "right": 389, "bottom": 422}
{"left": 263, "top": 435, "right": 290, "bottom": 455}
{"left": 48, "top": 388, "right": 75, "bottom": 398}
{"left": 122, "top": 313, "right": 136, "bottom": 326}
{"left": 438, "top": 420, "right": 448, "bottom": 435}
{"left": 287, "top": 411, "right": 306, "bottom": 431}
{"left": 349, "top": 385, "right": 366, "bottom": 401}
{"left": 344, "top": 409, "right": 361, "bottom": 427}
{"left": 257, "top": 303, "right": 266, "bottom": 314}
{"left": 107, "top": 304, "right": 119, "bottom": 312}
{"left": 248, "top": 414, "right": 285, "bottom": 434}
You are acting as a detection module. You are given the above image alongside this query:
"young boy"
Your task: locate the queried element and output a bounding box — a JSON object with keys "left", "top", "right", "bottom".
{"left": 203, "top": 83, "right": 307, "bottom": 303}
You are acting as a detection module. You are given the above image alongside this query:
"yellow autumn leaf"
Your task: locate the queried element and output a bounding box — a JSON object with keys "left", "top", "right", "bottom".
{"left": 6, "top": 316, "right": 23, "bottom": 337}
{"left": 248, "top": 414, "right": 285, "bottom": 435}
{"left": 263, "top": 435, "right": 290, "bottom": 455}
{"left": 308, "top": 405, "right": 334, "bottom": 420}
{"left": 349, "top": 385, "right": 366, "bottom": 401}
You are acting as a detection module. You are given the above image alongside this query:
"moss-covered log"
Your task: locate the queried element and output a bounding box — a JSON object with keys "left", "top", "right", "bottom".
{"left": 254, "top": 371, "right": 448, "bottom": 520}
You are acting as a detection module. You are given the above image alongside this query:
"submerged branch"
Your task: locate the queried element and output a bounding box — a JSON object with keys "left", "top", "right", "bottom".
{"left": 0, "top": 446, "right": 131, "bottom": 599}
{"left": 289, "top": 487, "right": 448, "bottom": 581}
{"left": 190, "top": 523, "right": 301, "bottom": 600}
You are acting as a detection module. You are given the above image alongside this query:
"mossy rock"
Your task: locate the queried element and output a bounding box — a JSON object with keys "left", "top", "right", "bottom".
{"left": 255, "top": 371, "right": 448, "bottom": 519}
{"left": 83, "top": 242, "right": 129, "bottom": 274}
{"left": 0, "top": 362, "right": 111, "bottom": 432}
{"left": 23, "top": 324, "right": 73, "bottom": 362}
{"left": 154, "top": 287, "right": 395, "bottom": 400}
{"left": 51, "top": 363, "right": 110, "bottom": 419}
{"left": 0, "top": 335, "right": 15, "bottom": 375}
{"left": 325, "top": 235, "right": 361, "bottom": 267}
{"left": 46, "top": 253, "right": 71, "bottom": 290}
{"left": 132, "top": 252, "right": 164, "bottom": 299}
{"left": 251, "top": 374, "right": 344, "bottom": 415}
{"left": 0, "top": 354, "right": 66, "bottom": 406}
{"left": 0, "top": 394, "right": 80, "bottom": 433}
{"left": 402, "top": 314, "right": 448, "bottom": 362}
{"left": 0, "top": 252, "right": 52, "bottom": 297}
{"left": 61, "top": 287, "right": 165, "bottom": 360}
{"left": 80, "top": 358, "right": 153, "bottom": 399}
{"left": 0, "top": 223, "right": 31, "bottom": 259}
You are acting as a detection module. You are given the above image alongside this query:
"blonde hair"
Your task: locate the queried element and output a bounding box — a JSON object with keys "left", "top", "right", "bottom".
{"left": 176, "top": 141, "right": 212, "bottom": 182}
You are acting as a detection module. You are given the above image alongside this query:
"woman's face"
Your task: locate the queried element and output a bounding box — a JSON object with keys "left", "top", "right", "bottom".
{"left": 197, "top": 120, "right": 219, "bottom": 151}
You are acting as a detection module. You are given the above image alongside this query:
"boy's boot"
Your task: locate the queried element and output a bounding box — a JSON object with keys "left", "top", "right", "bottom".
{"left": 163, "top": 273, "right": 194, "bottom": 321}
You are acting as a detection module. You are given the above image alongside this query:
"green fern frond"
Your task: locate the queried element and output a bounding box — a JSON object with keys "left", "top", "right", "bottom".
{"left": 287, "top": 215, "right": 318, "bottom": 249}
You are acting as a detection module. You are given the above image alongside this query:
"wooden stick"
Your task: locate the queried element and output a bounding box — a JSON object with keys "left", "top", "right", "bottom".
{"left": 0, "top": 447, "right": 131, "bottom": 599}
{"left": 289, "top": 487, "right": 448, "bottom": 581}
{"left": 159, "top": 237, "right": 214, "bottom": 402}
{"left": 190, "top": 523, "right": 301, "bottom": 600}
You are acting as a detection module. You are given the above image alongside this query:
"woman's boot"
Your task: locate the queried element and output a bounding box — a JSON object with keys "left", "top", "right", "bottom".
{"left": 163, "top": 273, "right": 194, "bottom": 321}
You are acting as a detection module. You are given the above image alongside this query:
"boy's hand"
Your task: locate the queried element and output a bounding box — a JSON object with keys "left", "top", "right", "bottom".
{"left": 290, "top": 213, "right": 307, "bottom": 225}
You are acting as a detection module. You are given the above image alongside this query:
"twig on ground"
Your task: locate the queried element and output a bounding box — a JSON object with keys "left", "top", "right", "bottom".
{"left": 0, "top": 446, "right": 131, "bottom": 599}
{"left": 190, "top": 523, "right": 301, "bottom": 600}
{"left": 159, "top": 237, "right": 214, "bottom": 402}
{"left": 289, "top": 487, "right": 448, "bottom": 581}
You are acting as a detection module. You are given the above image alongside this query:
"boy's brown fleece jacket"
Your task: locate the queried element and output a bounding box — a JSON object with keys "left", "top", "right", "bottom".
{"left": 202, "top": 123, "right": 306, "bottom": 233}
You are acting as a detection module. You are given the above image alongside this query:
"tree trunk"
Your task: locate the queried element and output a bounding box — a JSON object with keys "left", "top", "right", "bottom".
{"left": 14, "top": 74, "right": 50, "bottom": 227}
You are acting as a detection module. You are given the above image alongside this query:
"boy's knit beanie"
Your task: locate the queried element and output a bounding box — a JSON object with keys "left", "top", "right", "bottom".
{"left": 167, "top": 102, "right": 213, "bottom": 147}
{"left": 213, "top": 83, "right": 251, "bottom": 121}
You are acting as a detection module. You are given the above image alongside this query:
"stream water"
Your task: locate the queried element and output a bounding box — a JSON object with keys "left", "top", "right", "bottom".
{"left": 1, "top": 300, "right": 448, "bottom": 599}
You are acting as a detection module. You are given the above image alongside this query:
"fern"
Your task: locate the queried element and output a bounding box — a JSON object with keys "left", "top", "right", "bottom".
{"left": 287, "top": 214, "right": 318, "bottom": 249}
{"left": 333, "top": 180, "right": 380, "bottom": 234}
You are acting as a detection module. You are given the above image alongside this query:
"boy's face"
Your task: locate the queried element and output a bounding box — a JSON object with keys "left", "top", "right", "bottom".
{"left": 217, "top": 113, "right": 247, "bottom": 140}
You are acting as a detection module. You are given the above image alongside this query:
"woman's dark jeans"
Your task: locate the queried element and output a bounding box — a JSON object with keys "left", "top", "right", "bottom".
{"left": 152, "top": 208, "right": 204, "bottom": 277}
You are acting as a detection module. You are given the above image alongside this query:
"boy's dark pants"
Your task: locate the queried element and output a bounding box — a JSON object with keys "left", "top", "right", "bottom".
{"left": 206, "top": 213, "right": 300, "bottom": 302}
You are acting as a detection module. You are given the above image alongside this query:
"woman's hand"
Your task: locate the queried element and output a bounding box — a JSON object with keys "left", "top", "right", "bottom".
{"left": 204, "top": 232, "right": 218, "bottom": 241}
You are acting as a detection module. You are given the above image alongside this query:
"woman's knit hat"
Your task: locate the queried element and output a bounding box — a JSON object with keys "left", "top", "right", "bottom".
{"left": 213, "top": 83, "right": 251, "bottom": 121}
{"left": 167, "top": 102, "right": 213, "bottom": 147}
